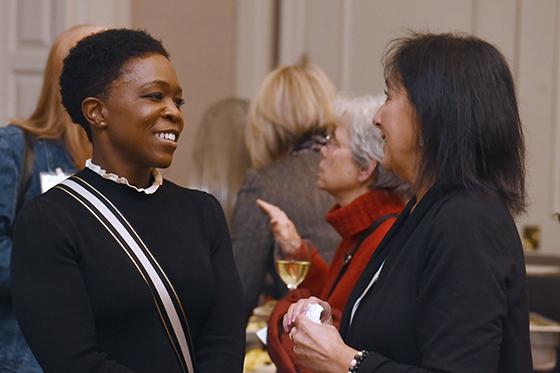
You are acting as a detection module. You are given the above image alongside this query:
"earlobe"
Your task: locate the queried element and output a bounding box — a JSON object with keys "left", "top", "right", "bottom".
{"left": 358, "top": 160, "right": 377, "bottom": 183}
{"left": 82, "top": 97, "right": 106, "bottom": 129}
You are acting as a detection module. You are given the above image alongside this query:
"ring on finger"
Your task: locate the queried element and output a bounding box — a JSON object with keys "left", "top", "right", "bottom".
{"left": 289, "top": 327, "right": 296, "bottom": 341}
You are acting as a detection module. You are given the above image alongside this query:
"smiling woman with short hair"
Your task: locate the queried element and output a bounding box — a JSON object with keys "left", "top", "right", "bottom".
{"left": 11, "top": 28, "right": 245, "bottom": 373}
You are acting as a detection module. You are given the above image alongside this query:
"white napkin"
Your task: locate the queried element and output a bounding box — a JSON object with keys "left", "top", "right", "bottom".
{"left": 305, "top": 303, "right": 323, "bottom": 324}
{"left": 256, "top": 327, "right": 268, "bottom": 345}
{"left": 257, "top": 303, "right": 324, "bottom": 346}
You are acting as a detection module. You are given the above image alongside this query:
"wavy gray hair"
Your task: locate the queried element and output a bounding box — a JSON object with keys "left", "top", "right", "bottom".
{"left": 333, "top": 95, "right": 410, "bottom": 195}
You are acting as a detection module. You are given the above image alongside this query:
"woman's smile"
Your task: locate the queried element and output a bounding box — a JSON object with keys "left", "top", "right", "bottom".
{"left": 153, "top": 130, "right": 180, "bottom": 150}
{"left": 97, "top": 53, "right": 184, "bottom": 173}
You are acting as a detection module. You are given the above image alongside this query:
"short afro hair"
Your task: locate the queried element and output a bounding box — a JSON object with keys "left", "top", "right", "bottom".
{"left": 60, "top": 28, "right": 169, "bottom": 140}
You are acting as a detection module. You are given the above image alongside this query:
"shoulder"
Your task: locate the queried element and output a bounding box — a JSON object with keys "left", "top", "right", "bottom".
{"left": 238, "top": 169, "right": 263, "bottom": 191}
{"left": 162, "top": 181, "right": 230, "bottom": 244}
{"left": 0, "top": 124, "right": 24, "bottom": 137}
{"left": 22, "top": 184, "right": 76, "bottom": 213}
{"left": 15, "top": 188, "right": 74, "bottom": 232}
{"left": 0, "top": 124, "right": 24, "bottom": 151}
{"left": 249, "top": 152, "right": 321, "bottom": 194}
{"left": 239, "top": 152, "right": 320, "bottom": 186}
{"left": 421, "top": 189, "right": 520, "bottom": 268}
{"left": 162, "top": 179, "right": 223, "bottom": 214}
{"left": 431, "top": 189, "right": 512, "bottom": 231}
{"left": 259, "top": 152, "right": 320, "bottom": 178}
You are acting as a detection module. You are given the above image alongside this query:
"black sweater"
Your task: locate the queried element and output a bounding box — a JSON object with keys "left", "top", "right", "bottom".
{"left": 12, "top": 168, "right": 245, "bottom": 372}
{"left": 340, "top": 184, "right": 532, "bottom": 373}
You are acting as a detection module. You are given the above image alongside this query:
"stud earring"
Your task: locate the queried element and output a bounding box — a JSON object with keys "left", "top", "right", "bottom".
{"left": 99, "top": 121, "right": 106, "bottom": 127}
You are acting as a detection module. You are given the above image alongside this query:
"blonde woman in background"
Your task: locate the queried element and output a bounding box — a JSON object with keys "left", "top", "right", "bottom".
{"left": 231, "top": 64, "right": 340, "bottom": 317}
{"left": 189, "top": 97, "right": 251, "bottom": 223}
{"left": 0, "top": 24, "right": 103, "bottom": 372}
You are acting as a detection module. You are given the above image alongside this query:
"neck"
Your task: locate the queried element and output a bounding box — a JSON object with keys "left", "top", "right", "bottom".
{"left": 333, "top": 185, "right": 370, "bottom": 208}
{"left": 91, "top": 153, "right": 153, "bottom": 189}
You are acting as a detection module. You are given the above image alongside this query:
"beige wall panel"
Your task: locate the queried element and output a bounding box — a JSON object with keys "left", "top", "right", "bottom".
{"left": 278, "top": 0, "right": 307, "bottom": 65}
{"left": 306, "top": 0, "right": 344, "bottom": 88}
{"left": 236, "top": 0, "right": 275, "bottom": 99}
{"left": 346, "top": 0, "right": 473, "bottom": 96}
{"left": 0, "top": 0, "right": 130, "bottom": 126}
{"left": 18, "top": 0, "right": 53, "bottom": 48}
{"left": 472, "top": 0, "right": 518, "bottom": 71}
{"left": 131, "top": 0, "right": 237, "bottom": 186}
{"left": 516, "top": 0, "right": 559, "bottom": 251}
{"left": 78, "top": 0, "right": 130, "bottom": 27}
{"left": 1, "top": 0, "right": 58, "bottom": 123}
{"left": 555, "top": 5, "right": 560, "bottom": 222}
{"left": 280, "top": 0, "right": 475, "bottom": 94}
{"left": 13, "top": 71, "right": 43, "bottom": 119}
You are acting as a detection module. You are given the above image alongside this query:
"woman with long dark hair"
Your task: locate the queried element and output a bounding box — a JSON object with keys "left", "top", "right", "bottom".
{"left": 282, "top": 32, "right": 532, "bottom": 373}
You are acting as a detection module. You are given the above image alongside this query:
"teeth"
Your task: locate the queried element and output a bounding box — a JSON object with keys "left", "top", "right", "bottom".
{"left": 156, "top": 132, "right": 177, "bottom": 142}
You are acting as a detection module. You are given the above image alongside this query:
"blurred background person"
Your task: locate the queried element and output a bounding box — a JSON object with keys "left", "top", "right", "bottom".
{"left": 0, "top": 24, "right": 102, "bottom": 372}
{"left": 188, "top": 97, "right": 251, "bottom": 223}
{"left": 231, "top": 64, "right": 340, "bottom": 317}
{"left": 283, "top": 31, "right": 531, "bottom": 373}
{"left": 258, "top": 95, "right": 409, "bottom": 372}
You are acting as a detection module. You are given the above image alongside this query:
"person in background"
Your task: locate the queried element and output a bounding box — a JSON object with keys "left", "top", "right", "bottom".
{"left": 283, "top": 32, "right": 532, "bottom": 373}
{"left": 231, "top": 64, "right": 340, "bottom": 317}
{"left": 0, "top": 24, "right": 103, "bottom": 372}
{"left": 11, "top": 28, "right": 245, "bottom": 372}
{"left": 258, "top": 95, "right": 408, "bottom": 373}
{"left": 188, "top": 97, "right": 251, "bottom": 224}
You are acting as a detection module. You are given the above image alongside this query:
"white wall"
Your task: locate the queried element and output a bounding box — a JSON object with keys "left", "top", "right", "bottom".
{"left": 131, "top": 0, "right": 238, "bottom": 187}
{"left": 0, "top": 0, "right": 130, "bottom": 126}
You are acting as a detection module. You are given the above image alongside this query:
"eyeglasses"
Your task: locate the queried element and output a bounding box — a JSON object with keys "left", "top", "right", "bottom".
{"left": 310, "top": 134, "right": 328, "bottom": 147}
{"left": 323, "top": 134, "right": 341, "bottom": 150}
{"left": 310, "top": 133, "right": 343, "bottom": 151}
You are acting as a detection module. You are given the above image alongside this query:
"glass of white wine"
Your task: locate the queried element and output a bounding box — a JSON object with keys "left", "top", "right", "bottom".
{"left": 274, "top": 239, "right": 311, "bottom": 290}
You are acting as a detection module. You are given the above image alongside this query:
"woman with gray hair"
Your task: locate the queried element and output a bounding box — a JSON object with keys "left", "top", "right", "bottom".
{"left": 257, "top": 95, "right": 408, "bottom": 373}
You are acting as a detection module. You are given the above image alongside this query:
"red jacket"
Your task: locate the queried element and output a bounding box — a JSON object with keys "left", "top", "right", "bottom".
{"left": 267, "top": 190, "right": 404, "bottom": 373}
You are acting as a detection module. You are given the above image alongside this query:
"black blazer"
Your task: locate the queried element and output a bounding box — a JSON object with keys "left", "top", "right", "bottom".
{"left": 340, "top": 184, "right": 532, "bottom": 372}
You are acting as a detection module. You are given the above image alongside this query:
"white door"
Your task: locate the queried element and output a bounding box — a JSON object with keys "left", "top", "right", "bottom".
{"left": 0, "top": 0, "right": 130, "bottom": 125}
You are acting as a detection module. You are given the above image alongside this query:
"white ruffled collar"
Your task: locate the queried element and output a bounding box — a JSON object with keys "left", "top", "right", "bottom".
{"left": 85, "top": 159, "right": 163, "bottom": 195}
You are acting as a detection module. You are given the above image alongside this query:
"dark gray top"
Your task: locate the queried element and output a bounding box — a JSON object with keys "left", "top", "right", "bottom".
{"left": 231, "top": 151, "right": 339, "bottom": 315}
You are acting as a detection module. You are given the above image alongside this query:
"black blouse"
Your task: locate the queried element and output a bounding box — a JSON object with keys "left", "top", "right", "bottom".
{"left": 12, "top": 168, "right": 245, "bottom": 372}
{"left": 340, "top": 184, "right": 532, "bottom": 372}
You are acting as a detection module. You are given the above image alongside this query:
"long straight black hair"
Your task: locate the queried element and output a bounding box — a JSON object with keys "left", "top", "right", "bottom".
{"left": 384, "top": 32, "right": 526, "bottom": 215}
